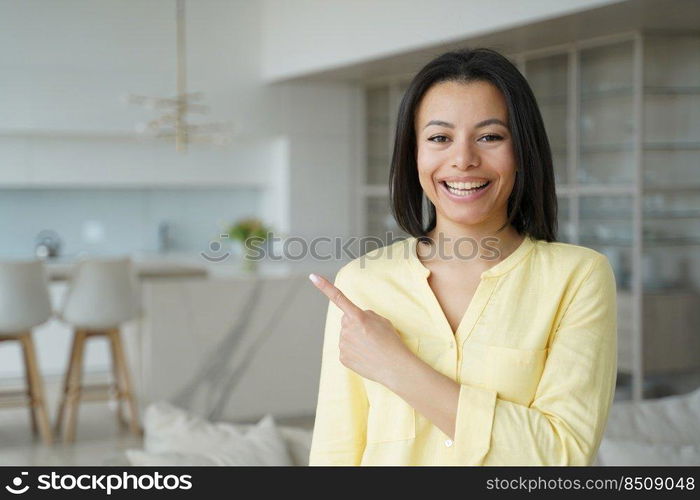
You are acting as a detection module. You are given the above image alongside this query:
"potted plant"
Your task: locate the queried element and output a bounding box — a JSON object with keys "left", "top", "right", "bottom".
{"left": 225, "top": 218, "right": 271, "bottom": 272}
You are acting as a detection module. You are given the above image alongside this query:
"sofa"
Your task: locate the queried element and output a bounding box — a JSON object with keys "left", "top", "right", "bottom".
{"left": 118, "top": 386, "right": 700, "bottom": 466}
{"left": 595, "top": 386, "right": 700, "bottom": 465}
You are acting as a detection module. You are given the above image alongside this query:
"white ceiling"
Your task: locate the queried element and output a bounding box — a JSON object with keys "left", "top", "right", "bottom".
{"left": 286, "top": 0, "right": 700, "bottom": 83}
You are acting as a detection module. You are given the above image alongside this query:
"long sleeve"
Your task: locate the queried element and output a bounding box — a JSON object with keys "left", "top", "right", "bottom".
{"left": 308, "top": 267, "right": 369, "bottom": 465}
{"left": 452, "top": 254, "right": 618, "bottom": 465}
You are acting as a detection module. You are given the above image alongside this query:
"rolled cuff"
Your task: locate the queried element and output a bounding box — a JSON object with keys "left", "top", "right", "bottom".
{"left": 453, "top": 383, "right": 497, "bottom": 465}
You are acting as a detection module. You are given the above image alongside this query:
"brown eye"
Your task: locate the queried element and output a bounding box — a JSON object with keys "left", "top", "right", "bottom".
{"left": 480, "top": 134, "right": 503, "bottom": 142}
{"left": 428, "top": 135, "right": 449, "bottom": 143}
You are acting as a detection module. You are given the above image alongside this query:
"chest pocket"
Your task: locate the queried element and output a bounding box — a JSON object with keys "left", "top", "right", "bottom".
{"left": 364, "top": 337, "right": 419, "bottom": 444}
{"left": 460, "top": 342, "right": 548, "bottom": 407}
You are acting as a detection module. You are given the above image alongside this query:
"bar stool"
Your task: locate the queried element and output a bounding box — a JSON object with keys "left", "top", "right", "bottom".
{"left": 55, "top": 257, "right": 142, "bottom": 443}
{"left": 0, "top": 260, "right": 54, "bottom": 445}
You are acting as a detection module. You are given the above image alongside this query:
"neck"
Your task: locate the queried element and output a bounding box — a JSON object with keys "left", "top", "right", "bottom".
{"left": 419, "top": 215, "right": 524, "bottom": 266}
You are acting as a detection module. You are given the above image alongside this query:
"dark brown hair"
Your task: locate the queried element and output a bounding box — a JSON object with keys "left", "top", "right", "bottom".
{"left": 389, "top": 47, "right": 558, "bottom": 242}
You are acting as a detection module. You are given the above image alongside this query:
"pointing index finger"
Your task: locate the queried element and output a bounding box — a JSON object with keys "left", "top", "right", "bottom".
{"left": 309, "top": 273, "right": 363, "bottom": 317}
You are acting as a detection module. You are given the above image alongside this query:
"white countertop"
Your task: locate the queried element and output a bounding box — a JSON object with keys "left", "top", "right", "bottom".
{"left": 45, "top": 255, "right": 207, "bottom": 281}
{"left": 42, "top": 251, "right": 347, "bottom": 281}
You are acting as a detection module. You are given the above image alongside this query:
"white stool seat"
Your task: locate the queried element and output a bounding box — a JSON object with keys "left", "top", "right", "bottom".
{"left": 0, "top": 260, "right": 52, "bottom": 333}
{"left": 60, "top": 257, "right": 141, "bottom": 329}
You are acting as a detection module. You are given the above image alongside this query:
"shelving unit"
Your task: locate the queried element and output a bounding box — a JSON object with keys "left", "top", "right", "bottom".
{"left": 361, "top": 30, "right": 700, "bottom": 402}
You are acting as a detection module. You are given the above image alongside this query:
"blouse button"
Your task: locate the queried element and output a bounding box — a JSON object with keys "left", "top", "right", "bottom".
{"left": 444, "top": 439, "right": 454, "bottom": 448}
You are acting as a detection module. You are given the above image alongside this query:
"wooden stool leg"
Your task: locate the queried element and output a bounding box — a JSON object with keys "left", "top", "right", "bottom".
{"left": 20, "top": 333, "right": 38, "bottom": 436}
{"left": 19, "top": 333, "right": 53, "bottom": 446}
{"left": 109, "top": 332, "right": 127, "bottom": 429}
{"left": 55, "top": 328, "right": 81, "bottom": 436}
{"left": 60, "top": 329, "right": 87, "bottom": 443}
{"left": 109, "top": 328, "right": 141, "bottom": 435}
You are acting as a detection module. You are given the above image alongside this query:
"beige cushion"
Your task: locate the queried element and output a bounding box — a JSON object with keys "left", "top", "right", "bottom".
{"left": 597, "top": 387, "right": 700, "bottom": 465}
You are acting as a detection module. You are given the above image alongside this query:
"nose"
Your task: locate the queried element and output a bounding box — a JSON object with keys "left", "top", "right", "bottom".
{"left": 451, "top": 137, "right": 480, "bottom": 170}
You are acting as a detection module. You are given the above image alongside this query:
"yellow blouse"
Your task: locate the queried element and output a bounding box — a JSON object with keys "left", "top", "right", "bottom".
{"left": 308, "top": 234, "right": 618, "bottom": 466}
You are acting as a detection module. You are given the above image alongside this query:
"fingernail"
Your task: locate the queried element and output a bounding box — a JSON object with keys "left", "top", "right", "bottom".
{"left": 309, "top": 273, "right": 321, "bottom": 284}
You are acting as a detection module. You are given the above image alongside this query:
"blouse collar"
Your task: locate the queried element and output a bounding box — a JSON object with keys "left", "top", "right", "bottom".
{"left": 406, "top": 233, "right": 537, "bottom": 280}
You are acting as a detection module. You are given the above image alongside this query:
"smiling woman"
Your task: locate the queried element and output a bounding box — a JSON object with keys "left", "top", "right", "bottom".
{"left": 308, "top": 48, "right": 617, "bottom": 466}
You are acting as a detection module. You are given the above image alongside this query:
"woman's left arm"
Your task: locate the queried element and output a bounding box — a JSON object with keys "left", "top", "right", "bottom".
{"left": 387, "top": 254, "right": 618, "bottom": 465}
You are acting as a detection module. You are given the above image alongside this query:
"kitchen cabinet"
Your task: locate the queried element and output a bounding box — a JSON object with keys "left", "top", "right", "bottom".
{"left": 135, "top": 273, "right": 329, "bottom": 420}
{"left": 0, "top": 133, "right": 278, "bottom": 188}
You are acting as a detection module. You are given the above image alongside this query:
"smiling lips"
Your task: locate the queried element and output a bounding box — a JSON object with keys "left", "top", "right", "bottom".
{"left": 441, "top": 179, "right": 490, "bottom": 197}
{"left": 444, "top": 180, "right": 489, "bottom": 190}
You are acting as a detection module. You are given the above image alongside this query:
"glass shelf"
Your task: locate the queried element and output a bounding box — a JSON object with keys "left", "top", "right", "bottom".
{"left": 556, "top": 196, "right": 572, "bottom": 243}
{"left": 580, "top": 143, "right": 634, "bottom": 153}
{"left": 644, "top": 191, "right": 700, "bottom": 213}
{"left": 576, "top": 211, "right": 700, "bottom": 220}
{"left": 579, "top": 195, "right": 634, "bottom": 288}
{"left": 526, "top": 53, "right": 569, "bottom": 186}
{"left": 580, "top": 86, "right": 634, "bottom": 101}
{"left": 644, "top": 94, "right": 700, "bottom": 143}
{"left": 644, "top": 34, "right": 700, "bottom": 89}
{"left": 644, "top": 238, "right": 700, "bottom": 246}
{"left": 555, "top": 184, "right": 635, "bottom": 193}
{"left": 577, "top": 86, "right": 700, "bottom": 100}
{"left": 579, "top": 96, "right": 635, "bottom": 146}
{"left": 579, "top": 238, "right": 634, "bottom": 247}
{"left": 365, "top": 86, "right": 392, "bottom": 185}
{"left": 644, "top": 211, "right": 700, "bottom": 218}
{"left": 581, "top": 238, "right": 700, "bottom": 247}
{"left": 578, "top": 41, "right": 635, "bottom": 186}
{"left": 644, "top": 142, "right": 700, "bottom": 150}
{"left": 645, "top": 86, "right": 700, "bottom": 95}
{"left": 644, "top": 185, "right": 700, "bottom": 192}
{"left": 584, "top": 240, "right": 700, "bottom": 249}
{"left": 580, "top": 40, "right": 634, "bottom": 94}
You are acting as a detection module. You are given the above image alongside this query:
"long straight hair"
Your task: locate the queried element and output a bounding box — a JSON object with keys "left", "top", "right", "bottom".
{"left": 389, "top": 48, "right": 558, "bottom": 242}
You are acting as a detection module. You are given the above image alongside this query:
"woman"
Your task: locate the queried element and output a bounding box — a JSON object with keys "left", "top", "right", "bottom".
{"left": 308, "top": 48, "right": 617, "bottom": 466}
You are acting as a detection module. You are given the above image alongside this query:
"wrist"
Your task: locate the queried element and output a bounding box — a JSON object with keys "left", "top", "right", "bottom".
{"left": 383, "top": 348, "right": 422, "bottom": 394}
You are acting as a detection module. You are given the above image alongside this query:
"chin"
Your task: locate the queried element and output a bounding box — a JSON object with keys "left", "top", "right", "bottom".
{"left": 439, "top": 210, "right": 491, "bottom": 227}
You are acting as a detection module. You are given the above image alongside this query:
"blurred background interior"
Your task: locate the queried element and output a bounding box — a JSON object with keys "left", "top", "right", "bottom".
{"left": 0, "top": 0, "right": 699, "bottom": 466}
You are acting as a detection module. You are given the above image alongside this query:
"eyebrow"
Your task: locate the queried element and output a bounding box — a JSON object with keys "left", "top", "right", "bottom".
{"left": 423, "top": 118, "right": 508, "bottom": 130}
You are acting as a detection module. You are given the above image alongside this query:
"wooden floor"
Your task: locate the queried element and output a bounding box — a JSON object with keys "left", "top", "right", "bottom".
{"left": 0, "top": 374, "right": 314, "bottom": 466}
{"left": 0, "top": 374, "right": 141, "bottom": 466}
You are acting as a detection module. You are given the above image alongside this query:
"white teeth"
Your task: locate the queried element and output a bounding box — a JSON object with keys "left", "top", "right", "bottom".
{"left": 443, "top": 180, "right": 489, "bottom": 197}
{"left": 445, "top": 180, "right": 488, "bottom": 190}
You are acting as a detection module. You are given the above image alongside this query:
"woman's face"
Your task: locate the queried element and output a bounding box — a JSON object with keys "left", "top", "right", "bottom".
{"left": 414, "top": 80, "right": 517, "bottom": 230}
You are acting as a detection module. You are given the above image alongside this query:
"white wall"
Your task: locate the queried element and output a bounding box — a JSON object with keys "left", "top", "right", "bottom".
{"left": 270, "top": 82, "right": 362, "bottom": 240}
{"left": 261, "top": 0, "right": 622, "bottom": 82}
{"left": 0, "top": 0, "right": 360, "bottom": 242}
{"left": 0, "top": 0, "right": 263, "bottom": 135}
